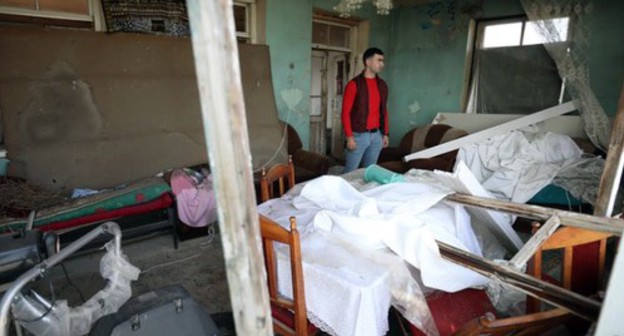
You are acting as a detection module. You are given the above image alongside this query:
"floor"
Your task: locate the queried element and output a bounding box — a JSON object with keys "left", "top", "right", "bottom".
{"left": 31, "top": 224, "right": 236, "bottom": 335}
{"left": 20, "top": 216, "right": 591, "bottom": 335}
{"left": 24, "top": 222, "right": 414, "bottom": 336}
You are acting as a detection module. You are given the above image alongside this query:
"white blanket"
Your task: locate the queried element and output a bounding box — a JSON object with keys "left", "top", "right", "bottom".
{"left": 457, "top": 127, "right": 584, "bottom": 203}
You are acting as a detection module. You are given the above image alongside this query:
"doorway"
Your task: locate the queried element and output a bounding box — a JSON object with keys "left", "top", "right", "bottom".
{"left": 309, "top": 49, "right": 349, "bottom": 160}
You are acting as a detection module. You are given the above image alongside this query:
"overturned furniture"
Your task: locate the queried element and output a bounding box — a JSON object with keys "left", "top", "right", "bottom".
{"left": 437, "top": 193, "right": 622, "bottom": 334}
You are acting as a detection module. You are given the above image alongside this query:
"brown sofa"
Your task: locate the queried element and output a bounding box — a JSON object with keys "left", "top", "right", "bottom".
{"left": 284, "top": 122, "right": 330, "bottom": 182}
{"left": 378, "top": 124, "right": 468, "bottom": 173}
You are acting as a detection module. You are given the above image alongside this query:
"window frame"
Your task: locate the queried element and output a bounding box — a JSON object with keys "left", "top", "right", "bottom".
{"left": 0, "top": 0, "right": 105, "bottom": 30}
{"left": 311, "top": 18, "right": 352, "bottom": 53}
{"left": 234, "top": 0, "right": 256, "bottom": 43}
{"left": 477, "top": 15, "right": 572, "bottom": 50}
{"left": 461, "top": 15, "right": 572, "bottom": 112}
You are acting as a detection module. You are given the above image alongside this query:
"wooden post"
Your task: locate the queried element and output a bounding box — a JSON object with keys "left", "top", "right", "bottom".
{"left": 594, "top": 84, "right": 624, "bottom": 217}
{"left": 186, "top": 1, "right": 272, "bottom": 335}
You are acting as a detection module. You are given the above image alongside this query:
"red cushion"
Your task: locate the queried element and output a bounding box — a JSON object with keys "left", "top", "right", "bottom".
{"left": 408, "top": 289, "right": 496, "bottom": 336}
{"left": 271, "top": 303, "right": 317, "bottom": 335}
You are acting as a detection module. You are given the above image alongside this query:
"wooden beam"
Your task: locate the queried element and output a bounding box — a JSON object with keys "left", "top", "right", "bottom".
{"left": 510, "top": 216, "right": 561, "bottom": 268}
{"left": 437, "top": 241, "right": 601, "bottom": 321}
{"left": 445, "top": 193, "right": 624, "bottom": 235}
{"left": 434, "top": 162, "right": 523, "bottom": 251}
{"left": 186, "top": 1, "right": 272, "bottom": 335}
{"left": 404, "top": 101, "right": 576, "bottom": 162}
{"left": 594, "top": 84, "right": 624, "bottom": 217}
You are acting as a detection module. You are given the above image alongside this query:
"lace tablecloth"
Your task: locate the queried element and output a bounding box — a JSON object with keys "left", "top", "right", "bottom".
{"left": 260, "top": 197, "right": 394, "bottom": 336}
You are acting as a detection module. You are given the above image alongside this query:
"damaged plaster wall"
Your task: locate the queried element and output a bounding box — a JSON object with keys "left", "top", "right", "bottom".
{"left": 385, "top": 0, "right": 624, "bottom": 144}
{"left": 266, "top": 0, "right": 313, "bottom": 149}
{"left": 0, "top": 26, "right": 207, "bottom": 191}
{"left": 265, "top": 0, "right": 392, "bottom": 149}
{"left": 385, "top": 0, "right": 484, "bottom": 145}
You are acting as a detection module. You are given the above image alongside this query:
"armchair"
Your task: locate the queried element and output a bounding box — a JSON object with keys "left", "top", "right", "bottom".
{"left": 378, "top": 124, "right": 468, "bottom": 173}
{"left": 284, "top": 122, "right": 330, "bottom": 183}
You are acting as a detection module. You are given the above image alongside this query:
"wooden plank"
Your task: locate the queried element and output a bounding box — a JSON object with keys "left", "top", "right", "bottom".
{"left": 437, "top": 240, "right": 601, "bottom": 321}
{"left": 434, "top": 161, "right": 523, "bottom": 251}
{"left": 510, "top": 216, "right": 561, "bottom": 268}
{"left": 404, "top": 101, "right": 576, "bottom": 161}
{"left": 186, "top": 1, "right": 272, "bottom": 335}
{"left": 446, "top": 193, "right": 624, "bottom": 235}
{"left": 594, "top": 84, "right": 624, "bottom": 217}
{"left": 432, "top": 113, "right": 587, "bottom": 139}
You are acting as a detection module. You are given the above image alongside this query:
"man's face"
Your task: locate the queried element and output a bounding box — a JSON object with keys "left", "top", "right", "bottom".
{"left": 365, "top": 54, "right": 385, "bottom": 74}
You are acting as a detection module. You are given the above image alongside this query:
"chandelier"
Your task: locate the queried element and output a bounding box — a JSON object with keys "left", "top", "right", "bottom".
{"left": 334, "top": 0, "right": 394, "bottom": 17}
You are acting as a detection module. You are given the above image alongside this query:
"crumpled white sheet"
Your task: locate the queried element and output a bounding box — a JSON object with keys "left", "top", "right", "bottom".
{"left": 457, "top": 126, "right": 584, "bottom": 203}
{"left": 294, "top": 176, "right": 488, "bottom": 292}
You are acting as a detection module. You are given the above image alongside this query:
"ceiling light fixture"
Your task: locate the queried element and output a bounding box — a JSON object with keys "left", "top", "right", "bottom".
{"left": 334, "top": 0, "right": 393, "bottom": 17}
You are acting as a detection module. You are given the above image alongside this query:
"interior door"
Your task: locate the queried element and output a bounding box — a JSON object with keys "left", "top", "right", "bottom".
{"left": 309, "top": 50, "right": 327, "bottom": 154}
{"left": 329, "top": 53, "right": 347, "bottom": 160}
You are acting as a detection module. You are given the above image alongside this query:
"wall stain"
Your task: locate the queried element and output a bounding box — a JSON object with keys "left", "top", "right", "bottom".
{"left": 20, "top": 62, "right": 102, "bottom": 145}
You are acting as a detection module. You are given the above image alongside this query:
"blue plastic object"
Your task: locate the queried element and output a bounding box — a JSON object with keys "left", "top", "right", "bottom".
{"left": 0, "top": 158, "right": 7, "bottom": 176}
{"left": 364, "top": 164, "right": 406, "bottom": 184}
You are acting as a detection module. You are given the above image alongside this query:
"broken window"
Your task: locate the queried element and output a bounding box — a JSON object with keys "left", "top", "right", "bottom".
{"left": 466, "top": 16, "right": 570, "bottom": 115}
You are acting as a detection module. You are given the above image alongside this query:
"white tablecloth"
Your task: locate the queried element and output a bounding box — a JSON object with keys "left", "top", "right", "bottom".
{"left": 258, "top": 171, "right": 490, "bottom": 336}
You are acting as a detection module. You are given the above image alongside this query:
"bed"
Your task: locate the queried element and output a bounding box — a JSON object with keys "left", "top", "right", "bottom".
{"left": 0, "top": 177, "right": 178, "bottom": 248}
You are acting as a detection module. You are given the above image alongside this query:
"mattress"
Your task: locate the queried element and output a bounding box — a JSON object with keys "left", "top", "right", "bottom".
{"left": 0, "top": 177, "right": 172, "bottom": 234}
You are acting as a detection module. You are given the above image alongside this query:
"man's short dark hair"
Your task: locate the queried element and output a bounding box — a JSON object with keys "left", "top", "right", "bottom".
{"left": 363, "top": 47, "right": 384, "bottom": 65}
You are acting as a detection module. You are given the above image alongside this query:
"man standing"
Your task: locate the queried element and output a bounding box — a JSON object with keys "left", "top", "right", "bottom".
{"left": 341, "top": 47, "right": 390, "bottom": 173}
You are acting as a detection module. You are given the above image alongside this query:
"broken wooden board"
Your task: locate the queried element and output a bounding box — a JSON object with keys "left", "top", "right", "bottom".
{"left": 509, "top": 216, "right": 561, "bottom": 268}
{"left": 594, "top": 84, "right": 624, "bottom": 217}
{"left": 437, "top": 240, "right": 601, "bottom": 322}
{"left": 433, "top": 161, "right": 524, "bottom": 252}
{"left": 405, "top": 101, "right": 577, "bottom": 162}
{"left": 445, "top": 193, "right": 624, "bottom": 235}
{"left": 432, "top": 113, "right": 587, "bottom": 139}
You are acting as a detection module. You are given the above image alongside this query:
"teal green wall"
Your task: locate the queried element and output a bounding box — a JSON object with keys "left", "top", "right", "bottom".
{"left": 384, "top": 3, "right": 472, "bottom": 144}
{"left": 586, "top": 0, "right": 624, "bottom": 116}
{"left": 265, "top": 0, "right": 391, "bottom": 149}
{"left": 265, "top": 0, "right": 313, "bottom": 148}
{"left": 383, "top": 0, "right": 623, "bottom": 144}
{"left": 265, "top": 0, "right": 623, "bottom": 148}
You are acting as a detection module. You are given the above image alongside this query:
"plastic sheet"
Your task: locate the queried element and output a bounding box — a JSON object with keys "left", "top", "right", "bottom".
{"left": 485, "top": 260, "right": 526, "bottom": 317}
{"left": 14, "top": 242, "right": 140, "bottom": 336}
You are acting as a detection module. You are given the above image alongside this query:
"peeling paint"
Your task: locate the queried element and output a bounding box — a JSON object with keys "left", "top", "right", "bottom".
{"left": 280, "top": 88, "right": 303, "bottom": 113}
{"left": 408, "top": 100, "right": 421, "bottom": 125}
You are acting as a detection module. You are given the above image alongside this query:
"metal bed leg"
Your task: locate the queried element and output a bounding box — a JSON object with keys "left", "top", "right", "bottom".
{"left": 168, "top": 206, "right": 179, "bottom": 250}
